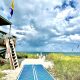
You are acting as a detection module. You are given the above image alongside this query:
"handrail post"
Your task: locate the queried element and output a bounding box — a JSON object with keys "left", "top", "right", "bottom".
{"left": 9, "top": 25, "right": 13, "bottom": 69}
{"left": 9, "top": 25, "right": 11, "bottom": 38}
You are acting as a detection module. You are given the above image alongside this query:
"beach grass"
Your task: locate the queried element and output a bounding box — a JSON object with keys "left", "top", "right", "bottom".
{"left": 0, "top": 59, "right": 10, "bottom": 79}
{"left": 46, "top": 53, "right": 80, "bottom": 80}
{"left": 17, "top": 52, "right": 38, "bottom": 59}
{"left": 0, "top": 63, "right": 10, "bottom": 70}
{"left": 0, "top": 71, "right": 5, "bottom": 79}
{"left": 0, "top": 59, "right": 10, "bottom": 70}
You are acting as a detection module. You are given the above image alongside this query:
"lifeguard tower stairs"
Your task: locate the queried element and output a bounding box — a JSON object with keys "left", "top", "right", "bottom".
{"left": 0, "top": 15, "right": 19, "bottom": 69}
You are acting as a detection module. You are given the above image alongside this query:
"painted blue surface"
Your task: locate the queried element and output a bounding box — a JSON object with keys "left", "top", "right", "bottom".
{"left": 17, "top": 65, "right": 54, "bottom": 80}
{"left": 17, "top": 65, "right": 34, "bottom": 80}
{"left": 35, "top": 65, "right": 53, "bottom": 80}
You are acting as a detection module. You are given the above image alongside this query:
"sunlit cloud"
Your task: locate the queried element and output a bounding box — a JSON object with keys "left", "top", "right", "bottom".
{"left": 0, "top": 0, "right": 80, "bottom": 52}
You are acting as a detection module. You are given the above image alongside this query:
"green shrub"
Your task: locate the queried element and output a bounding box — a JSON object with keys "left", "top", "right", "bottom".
{"left": 17, "top": 52, "right": 28, "bottom": 59}
{"left": 17, "top": 52, "right": 38, "bottom": 59}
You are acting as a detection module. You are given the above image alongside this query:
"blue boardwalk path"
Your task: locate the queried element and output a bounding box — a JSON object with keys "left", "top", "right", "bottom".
{"left": 17, "top": 65, "right": 55, "bottom": 80}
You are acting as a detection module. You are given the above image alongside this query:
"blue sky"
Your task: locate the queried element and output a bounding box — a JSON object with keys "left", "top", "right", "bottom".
{"left": 0, "top": 0, "right": 80, "bottom": 52}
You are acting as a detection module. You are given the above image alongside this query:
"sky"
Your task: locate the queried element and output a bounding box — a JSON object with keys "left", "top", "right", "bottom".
{"left": 0, "top": 0, "right": 80, "bottom": 52}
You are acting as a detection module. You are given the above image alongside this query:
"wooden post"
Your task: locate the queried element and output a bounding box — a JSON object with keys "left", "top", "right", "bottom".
{"left": 8, "top": 25, "right": 13, "bottom": 69}
{"left": 9, "top": 25, "right": 11, "bottom": 38}
{"left": 5, "top": 39, "right": 13, "bottom": 69}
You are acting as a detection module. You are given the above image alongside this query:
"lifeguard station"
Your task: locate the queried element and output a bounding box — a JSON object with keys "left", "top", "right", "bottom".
{"left": 0, "top": 15, "right": 19, "bottom": 69}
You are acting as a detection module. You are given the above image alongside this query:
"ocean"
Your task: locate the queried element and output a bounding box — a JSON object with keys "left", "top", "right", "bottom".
{"left": 43, "top": 52, "right": 80, "bottom": 56}
{"left": 20, "top": 52, "right": 80, "bottom": 56}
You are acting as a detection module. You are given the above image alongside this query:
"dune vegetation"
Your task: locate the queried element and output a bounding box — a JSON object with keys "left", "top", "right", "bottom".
{"left": 0, "top": 58, "right": 10, "bottom": 79}
{"left": 0, "top": 52, "right": 38, "bottom": 79}
{"left": 17, "top": 52, "right": 38, "bottom": 59}
{"left": 46, "top": 53, "right": 80, "bottom": 80}
{"left": 0, "top": 52, "right": 80, "bottom": 80}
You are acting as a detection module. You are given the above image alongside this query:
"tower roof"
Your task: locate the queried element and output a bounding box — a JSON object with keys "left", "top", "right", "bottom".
{"left": 0, "top": 15, "right": 11, "bottom": 25}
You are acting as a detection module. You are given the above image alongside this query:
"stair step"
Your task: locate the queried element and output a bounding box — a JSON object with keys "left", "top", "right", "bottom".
{"left": 14, "top": 65, "right": 18, "bottom": 68}
{"left": 14, "top": 62, "right": 17, "bottom": 65}
{"left": 12, "top": 50, "right": 14, "bottom": 53}
{"left": 14, "top": 61, "right": 17, "bottom": 63}
{"left": 10, "top": 46, "right": 13, "bottom": 48}
{"left": 10, "top": 45, "right": 13, "bottom": 47}
{"left": 13, "top": 59, "right": 17, "bottom": 62}
{"left": 12, "top": 54, "right": 15, "bottom": 56}
{"left": 12, "top": 56, "right": 16, "bottom": 59}
{"left": 10, "top": 43, "right": 12, "bottom": 45}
